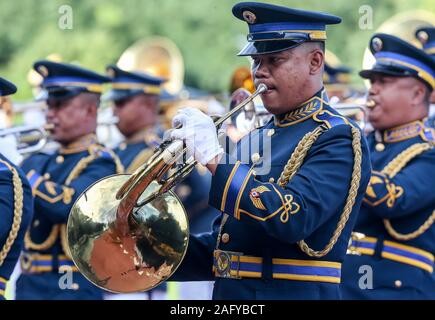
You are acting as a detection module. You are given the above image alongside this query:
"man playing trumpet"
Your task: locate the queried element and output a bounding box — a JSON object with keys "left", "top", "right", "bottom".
{"left": 167, "top": 2, "right": 371, "bottom": 300}
{"left": 341, "top": 33, "right": 435, "bottom": 299}
{"left": 11, "top": 61, "right": 123, "bottom": 300}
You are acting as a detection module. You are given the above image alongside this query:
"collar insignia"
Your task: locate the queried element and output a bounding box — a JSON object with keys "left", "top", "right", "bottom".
{"left": 384, "top": 120, "right": 426, "bottom": 143}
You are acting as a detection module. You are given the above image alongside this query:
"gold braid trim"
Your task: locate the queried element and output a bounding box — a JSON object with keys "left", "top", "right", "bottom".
{"left": 65, "top": 153, "right": 99, "bottom": 185}
{"left": 59, "top": 224, "right": 72, "bottom": 259}
{"left": 61, "top": 149, "right": 123, "bottom": 256}
{"left": 26, "top": 148, "right": 123, "bottom": 256}
{"left": 0, "top": 160, "right": 24, "bottom": 266}
{"left": 126, "top": 149, "right": 154, "bottom": 173}
{"left": 61, "top": 153, "right": 100, "bottom": 257}
{"left": 24, "top": 225, "right": 60, "bottom": 251}
{"left": 381, "top": 142, "right": 435, "bottom": 241}
{"left": 277, "top": 126, "right": 326, "bottom": 185}
{"left": 278, "top": 126, "right": 363, "bottom": 258}
{"left": 103, "top": 148, "right": 125, "bottom": 174}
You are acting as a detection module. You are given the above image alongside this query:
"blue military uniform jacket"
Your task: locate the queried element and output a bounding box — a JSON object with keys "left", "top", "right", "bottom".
{"left": 341, "top": 119, "right": 435, "bottom": 299}
{"left": 114, "top": 129, "right": 161, "bottom": 174}
{"left": 0, "top": 154, "right": 33, "bottom": 300}
{"left": 16, "top": 134, "right": 123, "bottom": 300}
{"left": 172, "top": 90, "right": 371, "bottom": 300}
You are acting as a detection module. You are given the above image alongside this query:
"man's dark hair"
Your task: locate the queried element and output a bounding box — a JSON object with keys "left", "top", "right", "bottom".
{"left": 315, "top": 41, "right": 325, "bottom": 53}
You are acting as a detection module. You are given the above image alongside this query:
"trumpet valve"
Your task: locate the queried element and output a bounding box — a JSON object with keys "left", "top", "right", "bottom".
{"left": 44, "top": 123, "right": 55, "bottom": 131}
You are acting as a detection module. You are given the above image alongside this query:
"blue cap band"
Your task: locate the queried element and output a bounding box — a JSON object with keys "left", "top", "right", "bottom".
{"left": 249, "top": 22, "right": 325, "bottom": 33}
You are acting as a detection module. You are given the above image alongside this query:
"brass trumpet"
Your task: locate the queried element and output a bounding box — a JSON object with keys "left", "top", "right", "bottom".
{"left": 67, "top": 84, "right": 267, "bottom": 293}
{"left": 0, "top": 124, "right": 54, "bottom": 154}
{"left": 333, "top": 101, "right": 374, "bottom": 129}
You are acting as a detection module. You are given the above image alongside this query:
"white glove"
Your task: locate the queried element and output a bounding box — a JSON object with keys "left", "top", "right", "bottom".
{"left": 170, "top": 108, "right": 223, "bottom": 166}
{"left": 0, "top": 134, "right": 23, "bottom": 166}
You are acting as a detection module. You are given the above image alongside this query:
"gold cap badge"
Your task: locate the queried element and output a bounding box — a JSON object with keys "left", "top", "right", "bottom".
{"left": 243, "top": 11, "right": 257, "bottom": 24}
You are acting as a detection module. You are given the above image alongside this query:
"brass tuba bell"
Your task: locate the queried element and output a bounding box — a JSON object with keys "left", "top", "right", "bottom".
{"left": 67, "top": 84, "right": 267, "bottom": 293}
{"left": 117, "top": 36, "right": 184, "bottom": 96}
{"left": 361, "top": 10, "right": 435, "bottom": 88}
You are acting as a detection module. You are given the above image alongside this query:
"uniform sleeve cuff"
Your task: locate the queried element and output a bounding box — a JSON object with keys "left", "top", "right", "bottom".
{"left": 209, "top": 155, "right": 252, "bottom": 218}
{"left": 26, "top": 170, "right": 44, "bottom": 192}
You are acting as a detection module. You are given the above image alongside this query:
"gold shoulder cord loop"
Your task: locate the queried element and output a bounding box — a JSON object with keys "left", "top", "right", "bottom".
{"left": 102, "top": 148, "right": 125, "bottom": 175}
{"left": 24, "top": 225, "right": 60, "bottom": 251}
{"left": 278, "top": 126, "right": 363, "bottom": 258}
{"left": 0, "top": 160, "right": 24, "bottom": 266}
{"left": 381, "top": 142, "right": 435, "bottom": 241}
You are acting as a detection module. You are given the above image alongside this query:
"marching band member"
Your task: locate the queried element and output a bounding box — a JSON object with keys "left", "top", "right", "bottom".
{"left": 14, "top": 61, "right": 123, "bottom": 300}
{"left": 341, "top": 33, "right": 435, "bottom": 299}
{"left": 416, "top": 27, "right": 435, "bottom": 128}
{"left": 0, "top": 78, "right": 33, "bottom": 300}
{"left": 168, "top": 2, "right": 371, "bottom": 300}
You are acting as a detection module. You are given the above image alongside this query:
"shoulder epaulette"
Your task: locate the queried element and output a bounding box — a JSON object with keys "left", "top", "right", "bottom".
{"left": 313, "top": 109, "right": 352, "bottom": 129}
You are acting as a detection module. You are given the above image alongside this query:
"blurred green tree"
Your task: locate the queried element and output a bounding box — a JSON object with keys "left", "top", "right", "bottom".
{"left": 0, "top": 0, "right": 433, "bottom": 100}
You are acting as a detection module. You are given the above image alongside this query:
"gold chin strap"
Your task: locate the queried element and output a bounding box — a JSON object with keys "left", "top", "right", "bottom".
{"left": 381, "top": 142, "right": 435, "bottom": 241}
{"left": 277, "top": 125, "right": 363, "bottom": 258}
{"left": 0, "top": 160, "right": 24, "bottom": 266}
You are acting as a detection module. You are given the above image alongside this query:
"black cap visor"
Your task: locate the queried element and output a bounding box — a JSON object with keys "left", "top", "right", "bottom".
{"left": 359, "top": 62, "right": 432, "bottom": 90}
{"left": 237, "top": 39, "right": 305, "bottom": 56}
{"left": 37, "top": 86, "right": 89, "bottom": 102}
{"left": 102, "top": 89, "right": 145, "bottom": 102}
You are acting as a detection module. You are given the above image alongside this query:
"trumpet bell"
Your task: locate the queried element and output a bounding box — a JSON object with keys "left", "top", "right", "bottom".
{"left": 66, "top": 84, "right": 267, "bottom": 294}
{"left": 67, "top": 175, "right": 189, "bottom": 293}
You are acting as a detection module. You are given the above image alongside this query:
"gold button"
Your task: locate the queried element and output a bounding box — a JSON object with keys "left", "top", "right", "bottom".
{"left": 394, "top": 280, "right": 402, "bottom": 288}
{"left": 251, "top": 153, "right": 261, "bottom": 164}
{"left": 119, "top": 142, "right": 127, "bottom": 151}
{"left": 43, "top": 173, "right": 51, "bottom": 179}
{"left": 71, "top": 283, "right": 80, "bottom": 290}
{"left": 33, "top": 220, "right": 40, "bottom": 227}
{"left": 221, "top": 233, "right": 230, "bottom": 244}
{"left": 375, "top": 143, "right": 385, "bottom": 152}
{"left": 56, "top": 155, "right": 64, "bottom": 164}
{"left": 269, "top": 177, "right": 275, "bottom": 183}
{"left": 252, "top": 170, "right": 257, "bottom": 176}
{"left": 267, "top": 129, "right": 275, "bottom": 137}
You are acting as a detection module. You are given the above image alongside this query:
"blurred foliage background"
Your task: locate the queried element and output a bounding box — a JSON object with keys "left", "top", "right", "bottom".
{"left": 0, "top": 0, "right": 433, "bottom": 100}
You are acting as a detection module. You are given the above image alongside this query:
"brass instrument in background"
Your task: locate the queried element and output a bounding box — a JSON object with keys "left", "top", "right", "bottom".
{"left": 0, "top": 117, "right": 118, "bottom": 155}
{"left": 355, "top": 10, "right": 435, "bottom": 130}
{"left": 229, "top": 66, "right": 255, "bottom": 94}
{"left": 362, "top": 10, "right": 435, "bottom": 87}
{"left": 0, "top": 96, "right": 14, "bottom": 128}
{"left": 117, "top": 36, "right": 193, "bottom": 130}
{"left": 333, "top": 103, "right": 368, "bottom": 130}
{"left": 117, "top": 36, "right": 184, "bottom": 96}
{"left": 0, "top": 124, "right": 54, "bottom": 154}
{"left": 229, "top": 87, "right": 271, "bottom": 133}
{"left": 228, "top": 67, "right": 271, "bottom": 133}
{"left": 66, "top": 84, "right": 267, "bottom": 293}
{"left": 97, "top": 116, "right": 119, "bottom": 127}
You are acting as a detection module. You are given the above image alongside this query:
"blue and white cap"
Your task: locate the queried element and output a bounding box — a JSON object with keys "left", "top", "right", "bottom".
{"left": 232, "top": 2, "right": 341, "bottom": 56}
